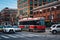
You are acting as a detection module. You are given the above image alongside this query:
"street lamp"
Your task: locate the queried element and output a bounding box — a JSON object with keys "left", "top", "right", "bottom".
{"left": 53, "top": 6, "right": 57, "bottom": 9}
{"left": 39, "top": 9, "right": 42, "bottom": 17}
{"left": 50, "top": 8, "right": 53, "bottom": 23}
{"left": 53, "top": 6, "right": 57, "bottom": 23}
{"left": 50, "top": 6, "right": 57, "bottom": 23}
{"left": 40, "top": 10, "right": 42, "bottom": 12}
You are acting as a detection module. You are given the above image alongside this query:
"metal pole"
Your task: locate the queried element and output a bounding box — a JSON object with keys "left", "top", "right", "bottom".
{"left": 50, "top": 8, "right": 53, "bottom": 23}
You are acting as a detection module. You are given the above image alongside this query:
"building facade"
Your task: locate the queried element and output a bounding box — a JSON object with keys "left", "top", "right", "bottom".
{"left": 32, "top": 1, "right": 60, "bottom": 23}
{"left": 0, "top": 12, "right": 2, "bottom": 25}
{"left": 1, "top": 7, "right": 18, "bottom": 25}
{"left": 18, "top": 0, "right": 60, "bottom": 23}
{"left": 18, "top": 0, "right": 30, "bottom": 18}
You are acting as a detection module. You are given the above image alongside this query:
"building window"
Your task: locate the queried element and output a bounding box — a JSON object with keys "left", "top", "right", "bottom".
{"left": 30, "top": 1, "right": 33, "bottom": 5}
{"left": 23, "top": 8, "right": 28, "bottom": 13}
{"left": 35, "top": 0, "right": 37, "bottom": 1}
{"left": 34, "top": 12, "right": 36, "bottom": 15}
{"left": 30, "top": 16, "right": 33, "bottom": 18}
{"left": 37, "top": 11, "right": 39, "bottom": 14}
{"left": 34, "top": 4, "right": 37, "bottom": 6}
{"left": 52, "top": 0, "right": 58, "bottom": 2}
{"left": 20, "top": 10, "right": 23, "bottom": 15}
{"left": 38, "top": 0, "right": 42, "bottom": 3}
{"left": 51, "top": 8, "right": 55, "bottom": 11}
{"left": 57, "top": 14, "right": 60, "bottom": 18}
{"left": 30, "top": 11, "right": 33, "bottom": 14}
{"left": 39, "top": 4, "right": 42, "bottom": 6}
{"left": 30, "top": 0, "right": 33, "bottom": 1}
{"left": 43, "top": 10, "right": 46, "bottom": 13}
{"left": 47, "top": 0, "right": 52, "bottom": 3}
{"left": 43, "top": 3, "right": 46, "bottom": 5}
{"left": 34, "top": 1, "right": 37, "bottom": 4}
{"left": 47, "top": 9, "right": 50, "bottom": 12}
{"left": 30, "top": 7, "right": 33, "bottom": 10}
{"left": 24, "top": 0, "right": 27, "bottom": 3}
{"left": 40, "top": 12, "right": 42, "bottom": 14}
{"left": 43, "top": 0, "right": 47, "bottom": 2}
{"left": 24, "top": 4, "right": 28, "bottom": 7}
{"left": 20, "top": 6, "right": 23, "bottom": 8}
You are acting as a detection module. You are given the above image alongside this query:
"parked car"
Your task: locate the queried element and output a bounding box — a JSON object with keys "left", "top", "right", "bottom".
{"left": 13, "top": 25, "right": 21, "bottom": 32}
{"left": 3, "top": 25, "right": 15, "bottom": 33}
{"left": 50, "top": 24, "right": 60, "bottom": 34}
{"left": 0, "top": 25, "right": 3, "bottom": 32}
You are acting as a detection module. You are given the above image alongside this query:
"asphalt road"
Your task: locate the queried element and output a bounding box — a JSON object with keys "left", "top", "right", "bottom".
{"left": 0, "top": 30, "right": 60, "bottom": 40}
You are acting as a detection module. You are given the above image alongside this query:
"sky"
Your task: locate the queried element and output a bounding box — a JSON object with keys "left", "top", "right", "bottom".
{"left": 0, "top": 0, "right": 17, "bottom": 11}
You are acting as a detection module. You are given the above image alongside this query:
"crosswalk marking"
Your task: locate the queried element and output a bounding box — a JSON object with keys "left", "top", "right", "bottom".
{"left": 0, "top": 34, "right": 40, "bottom": 39}
{"left": 1, "top": 35, "right": 9, "bottom": 38}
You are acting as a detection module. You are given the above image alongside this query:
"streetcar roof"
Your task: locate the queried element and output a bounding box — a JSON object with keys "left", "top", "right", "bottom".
{"left": 19, "top": 17, "right": 45, "bottom": 22}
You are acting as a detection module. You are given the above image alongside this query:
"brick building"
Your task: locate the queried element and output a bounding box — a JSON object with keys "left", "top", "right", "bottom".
{"left": 0, "top": 12, "right": 2, "bottom": 25}
{"left": 1, "top": 7, "right": 18, "bottom": 25}
{"left": 18, "top": 0, "right": 60, "bottom": 23}
{"left": 32, "top": 1, "right": 60, "bottom": 23}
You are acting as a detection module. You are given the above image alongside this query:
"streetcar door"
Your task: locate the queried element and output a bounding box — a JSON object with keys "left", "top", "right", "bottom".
{"left": 39, "top": 18, "right": 45, "bottom": 25}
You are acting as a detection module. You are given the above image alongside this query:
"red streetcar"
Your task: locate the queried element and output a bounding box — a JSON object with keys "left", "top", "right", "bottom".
{"left": 18, "top": 17, "right": 46, "bottom": 32}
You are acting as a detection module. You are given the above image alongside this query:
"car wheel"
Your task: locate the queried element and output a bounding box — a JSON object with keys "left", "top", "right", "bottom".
{"left": 9, "top": 30, "right": 15, "bottom": 33}
{"left": 52, "top": 30, "right": 57, "bottom": 34}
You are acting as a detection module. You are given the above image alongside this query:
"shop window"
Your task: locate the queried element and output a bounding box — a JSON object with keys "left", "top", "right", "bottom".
{"left": 57, "top": 6, "right": 60, "bottom": 10}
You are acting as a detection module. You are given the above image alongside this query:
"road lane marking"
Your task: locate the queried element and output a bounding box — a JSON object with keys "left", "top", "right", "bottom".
{"left": 14, "top": 34, "right": 25, "bottom": 38}
{"left": 21, "top": 34, "right": 39, "bottom": 37}
{"left": 1, "top": 35, "right": 9, "bottom": 39}
{"left": 7, "top": 35, "right": 18, "bottom": 38}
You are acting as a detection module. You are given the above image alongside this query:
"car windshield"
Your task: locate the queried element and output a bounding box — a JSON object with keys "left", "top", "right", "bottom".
{"left": 4, "top": 25, "right": 12, "bottom": 28}
{"left": 51, "top": 24, "right": 56, "bottom": 28}
{"left": 0, "top": 25, "right": 3, "bottom": 28}
{"left": 13, "top": 25, "right": 18, "bottom": 28}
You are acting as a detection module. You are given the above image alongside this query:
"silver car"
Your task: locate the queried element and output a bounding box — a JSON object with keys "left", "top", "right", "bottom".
{"left": 50, "top": 24, "right": 60, "bottom": 34}
{"left": 13, "top": 25, "right": 21, "bottom": 32}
